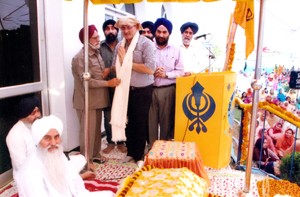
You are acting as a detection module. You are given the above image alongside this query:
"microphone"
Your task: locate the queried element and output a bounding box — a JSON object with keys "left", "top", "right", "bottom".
{"left": 194, "top": 33, "right": 211, "bottom": 40}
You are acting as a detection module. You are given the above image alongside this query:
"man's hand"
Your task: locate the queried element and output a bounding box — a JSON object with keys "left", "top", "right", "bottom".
{"left": 154, "top": 66, "right": 167, "bottom": 78}
{"left": 103, "top": 68, "right": 110, "bottom": 79}
{"left": 107, "top": 78, "right": 121, "bottom": 87}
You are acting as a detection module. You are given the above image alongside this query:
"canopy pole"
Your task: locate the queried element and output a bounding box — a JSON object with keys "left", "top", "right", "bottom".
{"left": 243, "top": 0, "right": 266, "bottom": 193}
{"left": 83, "top": 0, "right": 91, "bottom": 170}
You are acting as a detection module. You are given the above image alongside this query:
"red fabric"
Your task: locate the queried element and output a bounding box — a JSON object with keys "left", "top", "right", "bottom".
{"left": 0, "top": 179, "right": 119, "bottom": 197}
{"left": 78, "top": 24, "right": 98, "bottom": 44}
{"left": 84, "top": 179, "right": 119, "bottom": 193}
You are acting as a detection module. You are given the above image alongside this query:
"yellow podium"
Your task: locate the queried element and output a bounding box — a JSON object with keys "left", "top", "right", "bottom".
{"left": 174, "top": 71, "right": 236, "bottom": 168}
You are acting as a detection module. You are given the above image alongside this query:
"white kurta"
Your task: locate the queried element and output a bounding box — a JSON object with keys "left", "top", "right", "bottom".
{"left": 17, "top": 153, "right": 115, "bottom": 197}
{"left": 6, "top": 120, "right": 36, "bottom": 187}
{"left": 179, "top": 42, "right": 208, "bottom": 73}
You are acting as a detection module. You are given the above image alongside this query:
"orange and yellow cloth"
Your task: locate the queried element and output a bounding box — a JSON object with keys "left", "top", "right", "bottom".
{"left": 116, "top": 166, "right": 209, "bottom": 197}
{"left": 144, "top": 140, "right": 210, "bottom": 184}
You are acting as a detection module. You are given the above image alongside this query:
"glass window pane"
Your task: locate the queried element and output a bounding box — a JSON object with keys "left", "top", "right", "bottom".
{"left": 0, "top": 1, "right": 40, "bottom": 87}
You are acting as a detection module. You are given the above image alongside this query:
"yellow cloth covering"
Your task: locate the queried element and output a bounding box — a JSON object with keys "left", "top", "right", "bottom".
{"left": 144, "top": 140, "right": 210, "bottom": 184}
{"left": 116, "top": 166, "right": 209, "bottom": 197}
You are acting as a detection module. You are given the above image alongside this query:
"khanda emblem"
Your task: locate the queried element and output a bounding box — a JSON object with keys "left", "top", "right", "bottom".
{"left": 182, "top": 82, "right": 216, "bottom": 134}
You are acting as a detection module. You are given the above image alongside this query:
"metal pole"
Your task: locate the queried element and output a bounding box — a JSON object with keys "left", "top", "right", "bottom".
{"left": 243, "top": 0, "right": 266, "bottom": 193}
{"left": 83, "top": 0, "right": 91, "bottom": 170}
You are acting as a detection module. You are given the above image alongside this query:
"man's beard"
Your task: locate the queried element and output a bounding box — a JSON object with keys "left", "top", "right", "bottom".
{"left": 182, "top": 38, "right": 191, "bottom": 46}
{"left": 105, "top": 33, "right": 117, "bottom": 44}
{"left": 89, "top": 43, "right": 100, "bottom": 50}
{"left": 155, "top": 36, "right": 169, "bottom": 46}
{"left": 37, "top": 145, "right": 71, "bottom": 195}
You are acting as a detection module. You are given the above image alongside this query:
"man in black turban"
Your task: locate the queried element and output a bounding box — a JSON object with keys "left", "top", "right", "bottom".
{"left": 180, "top": 22, "right": 199, "bottom": 49}
{"left": 140, "top": 21, "right": 155, "bottom": 41}
{"left": 180, "top": 22, "right": 198, "bottom": 35}
{"left": 6, "top": 95, "right": 42, "bottom": 186}
{"left": 179, "top": 22, "right": 207, "bottom": 75}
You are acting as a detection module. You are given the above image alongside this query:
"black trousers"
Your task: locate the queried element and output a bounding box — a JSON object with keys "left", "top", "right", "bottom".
{"left": 126, "top": 85, "right": 153, "bottom": 161}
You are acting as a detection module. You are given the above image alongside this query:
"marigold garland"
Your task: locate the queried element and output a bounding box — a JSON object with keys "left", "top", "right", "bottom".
{"left": 257, "top": 179, "right": 300, "bottom": 197}
{"left": 226, "top": 43, "right": 235, "bottom": 71}
{"left": 234, "top": 97, "right": 300, "bottom": 163}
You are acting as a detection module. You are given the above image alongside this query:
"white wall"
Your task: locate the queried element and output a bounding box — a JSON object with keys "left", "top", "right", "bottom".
{"left": 43, "top": 0, "right": 106, "bottom": 151}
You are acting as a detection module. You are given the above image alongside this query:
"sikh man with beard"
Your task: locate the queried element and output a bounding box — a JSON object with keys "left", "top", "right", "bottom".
{"left": 139, "top": 21, "right": 155, "bottom": 41}
{"left": 100, "top": 19, "right": 127, "bottom": 154}
{"left": 148, "top": 18, "right": 184, "bottom": 147}
{"left": 72, "top": 24, "right": 121, "bottom": 164}
{"left": 16, "top": 115, "right": 115, "bottom": 197}
{"left": 179, "top": 22, "right": 208, "bottom": 75}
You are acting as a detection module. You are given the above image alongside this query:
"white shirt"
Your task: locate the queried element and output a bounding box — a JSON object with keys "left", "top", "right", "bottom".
{"left": 179, "top": 42, "right": 208, "bottom": 73}
{"left": 6, "top": 121, "right": 36, "bottom": 180}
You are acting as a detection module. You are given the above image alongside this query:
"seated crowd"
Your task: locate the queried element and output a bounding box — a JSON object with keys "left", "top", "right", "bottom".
{"left": 239, "top": 81, "right": 300, "bottom": 177}
{"left": 252, "top": 100, "right": 299, "bottom": 177}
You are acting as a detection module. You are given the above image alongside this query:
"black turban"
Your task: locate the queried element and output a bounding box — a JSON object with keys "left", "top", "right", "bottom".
{"left": 141, "top": 21, "right": 155, "bottom": 35}
{"left": 180, "top": 22, "right": 199, "bottom": 34}
{"left": 102, "top": 19, "right": 119, "bottom": 33}
{"left": 17, "top": 96, "right": 40, "bottom": 119}
{"left": 154, "top": 18, "right": 173, "bottom": 34}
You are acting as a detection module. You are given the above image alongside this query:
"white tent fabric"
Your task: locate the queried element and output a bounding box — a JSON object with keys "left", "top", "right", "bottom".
{"left": 0, "top": 0, "right": 30, "bottom": 30}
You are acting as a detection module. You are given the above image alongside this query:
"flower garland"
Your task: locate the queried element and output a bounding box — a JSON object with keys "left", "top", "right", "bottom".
{"left": 234, "top": 97, "right": 252, "bottom": 162}
{"left": 257, "top": 178, "right": 300, "bottom": 196}
{"left": 258, "top": 101, "right": 300, "bottom": 127}
{"left": 224, "top": 42, "right": 236, "bottom": 71}
{"left": 234, "top": 97, "right": 300, "bottom": 163}
{"left": 227, "top": 43, "right": 235, "bottom": 71}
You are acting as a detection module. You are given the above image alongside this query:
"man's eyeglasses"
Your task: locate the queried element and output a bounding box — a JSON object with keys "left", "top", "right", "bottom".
{"left": 120, "top": 25, "right": 135, "bottom": 31}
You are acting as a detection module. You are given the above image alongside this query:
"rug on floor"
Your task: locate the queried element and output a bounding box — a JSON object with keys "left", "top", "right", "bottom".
{"left": 206, "top": 167, "right": 264, "bottom": 197}
{"left": 95, "top": 160, "right": 137, "bottom": 181}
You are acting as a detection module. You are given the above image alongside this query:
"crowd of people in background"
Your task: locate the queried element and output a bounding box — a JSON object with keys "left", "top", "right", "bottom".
{"left": 237, "top": 67, "right": 300, "bottom": 177}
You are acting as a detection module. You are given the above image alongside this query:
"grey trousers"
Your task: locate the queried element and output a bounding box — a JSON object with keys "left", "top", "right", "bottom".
{"left": 148, "top": 85, "right": 175, "bottom": 147}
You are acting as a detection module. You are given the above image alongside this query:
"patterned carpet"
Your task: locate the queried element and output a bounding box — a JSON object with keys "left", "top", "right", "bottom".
{"left": 0, "top": 142, "right": 264, "bottom": 197}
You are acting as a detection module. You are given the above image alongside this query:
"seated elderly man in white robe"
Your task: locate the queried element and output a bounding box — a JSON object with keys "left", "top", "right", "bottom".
{"left": 16, "top": 115, "right": 115, "bottom": 197}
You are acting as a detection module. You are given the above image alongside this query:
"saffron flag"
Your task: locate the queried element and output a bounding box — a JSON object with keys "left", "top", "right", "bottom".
{"left": 233, "top": 0, "right": 254, "bottom": 59}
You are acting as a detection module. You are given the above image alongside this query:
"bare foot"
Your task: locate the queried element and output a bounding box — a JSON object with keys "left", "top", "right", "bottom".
{"left": 80, "top": 171, "right": 96, "bottom": 180}
{"left": 88, "top": 161, "right": 97, "bottom": 171}
{"left": 117, "top": 144, "right": 127, "bottom": 153}
{"left": 103, "top": 144, "right": 115, "bottom": 154}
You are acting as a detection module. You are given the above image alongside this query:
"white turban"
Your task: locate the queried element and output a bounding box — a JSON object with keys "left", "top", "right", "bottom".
{"left": 31, "top": 115, "right": 63, "bottom": 145}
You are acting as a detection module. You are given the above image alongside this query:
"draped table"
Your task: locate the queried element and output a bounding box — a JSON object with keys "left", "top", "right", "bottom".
{"left": 144, "top": 140, "right": 210, "bottom": 184}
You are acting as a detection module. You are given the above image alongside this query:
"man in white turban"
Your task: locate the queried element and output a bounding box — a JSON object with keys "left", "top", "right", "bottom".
{"left": 16, "top": 115, "right": 115, "bottom": 197}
